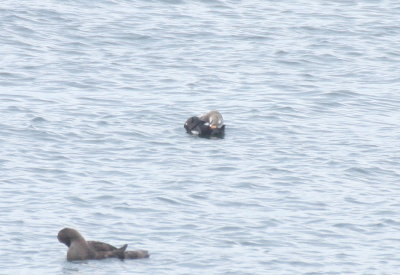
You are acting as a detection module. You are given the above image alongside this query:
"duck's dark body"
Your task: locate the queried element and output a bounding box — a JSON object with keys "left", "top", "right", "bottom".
{"left": 57, "top": 228, "right": 149, "bottom": 261}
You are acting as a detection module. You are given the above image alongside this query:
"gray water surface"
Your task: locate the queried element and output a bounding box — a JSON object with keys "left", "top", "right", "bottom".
{"left": 1, "top": 0, "right": 400, "bottom": 274}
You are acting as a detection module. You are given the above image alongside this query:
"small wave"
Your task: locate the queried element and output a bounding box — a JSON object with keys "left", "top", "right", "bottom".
{"left": 31, "top": 117, "right": 47, "bottom": 123}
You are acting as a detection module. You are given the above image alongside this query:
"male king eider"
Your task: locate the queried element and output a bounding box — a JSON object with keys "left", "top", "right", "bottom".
{"left": 184, "top": 110, "right": 225, "bottom": 138}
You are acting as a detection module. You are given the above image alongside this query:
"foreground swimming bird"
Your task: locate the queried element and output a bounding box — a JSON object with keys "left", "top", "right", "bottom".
{"left": 57, "top": 228, "right": 149, "bottom": 261}
{"left": 184, "top": 110, "right": 225, "bottom": 138}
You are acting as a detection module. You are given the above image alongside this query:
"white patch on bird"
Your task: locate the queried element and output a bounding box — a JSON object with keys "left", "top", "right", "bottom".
{"left": 204, "top": 122, "right": 210, "bottom": 126}
{"left": 191, "top": 130, "right": 199, "bottom": 135}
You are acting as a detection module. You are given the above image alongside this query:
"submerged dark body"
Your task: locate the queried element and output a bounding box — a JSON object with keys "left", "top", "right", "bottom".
{"left": 57, "top": 228, "right": 149, "bottom": 261}
{"left": 184, "top": 117, "right": 225, "bottom": 138}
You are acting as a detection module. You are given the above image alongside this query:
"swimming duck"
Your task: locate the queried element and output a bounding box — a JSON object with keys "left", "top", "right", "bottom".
{"left": 57, "top": 228, "right": 149, "bottom": 261}
{"left": 184, "top": 110, "right": 225, "bottom": 138}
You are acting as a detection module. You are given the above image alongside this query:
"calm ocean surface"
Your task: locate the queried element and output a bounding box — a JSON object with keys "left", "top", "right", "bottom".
{"left": 1, "top": 0, "right": 399, "bottom": 274}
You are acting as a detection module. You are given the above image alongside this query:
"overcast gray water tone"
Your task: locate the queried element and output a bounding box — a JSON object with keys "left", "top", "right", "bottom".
{"left": 1, "top": 0, "right": 400, "bottom": 274}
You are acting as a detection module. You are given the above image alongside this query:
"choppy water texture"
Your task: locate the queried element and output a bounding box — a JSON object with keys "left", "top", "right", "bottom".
{"left": 1, "top": 0, "right": 400, "bottom": 274}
